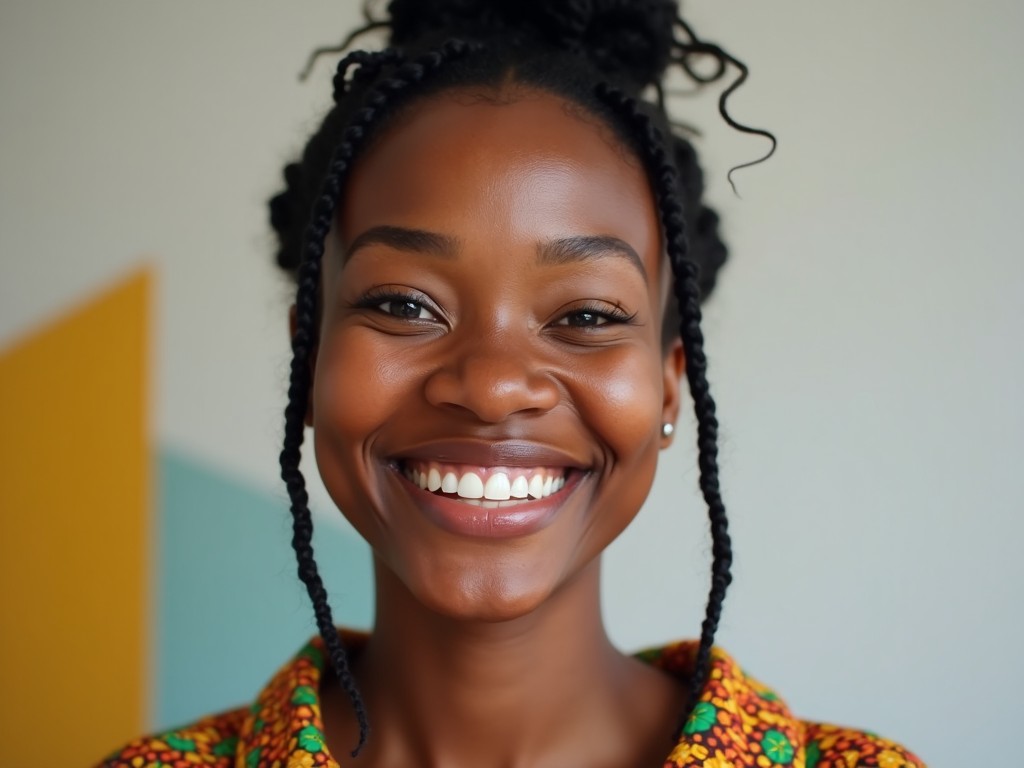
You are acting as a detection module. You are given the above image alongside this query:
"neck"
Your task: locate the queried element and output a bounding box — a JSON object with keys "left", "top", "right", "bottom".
{"left": 322, "top": 558, "right": 684, "bottom": 768}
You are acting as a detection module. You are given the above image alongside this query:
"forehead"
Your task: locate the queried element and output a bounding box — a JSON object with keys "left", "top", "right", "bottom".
{"left": 337, "top": 87, "right": 662, "bottom": 272}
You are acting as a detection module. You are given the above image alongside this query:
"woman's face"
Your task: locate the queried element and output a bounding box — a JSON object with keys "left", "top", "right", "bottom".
{"left": 311, "top": 87, "right": 683, "bottom": 622}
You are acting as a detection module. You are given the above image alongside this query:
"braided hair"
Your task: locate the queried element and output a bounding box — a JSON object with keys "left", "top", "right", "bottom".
{"left": 269, "top": 0, "right": 772, "bottom": 757}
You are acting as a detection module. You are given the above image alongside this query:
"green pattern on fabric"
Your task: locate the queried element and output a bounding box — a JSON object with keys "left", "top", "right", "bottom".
{"left": 806, "top": 740, "right": 822, "bottom": 768}
{"left": 297, "top": 725, "right": 326, "bottom": 753}
{"left": 683, "top": 701, "right": 717, "bottom": 734}
{"left": 762, "top": 728, "right": 795, "bottom": 764}
{"left": 291, "top": 685, "right": 317, "bottom": 705}
{"left": 213, "top": 736, "right": 239, "bottom": 757}
{"left": 299, "top": 643, "right": 323, "bottom": 668}
{"left": 162, "top": 734, "right": 195, "bottom": 751}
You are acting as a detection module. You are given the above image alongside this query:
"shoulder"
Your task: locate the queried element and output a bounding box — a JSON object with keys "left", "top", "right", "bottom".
{"left": 95, "top": 706, "right": 247, "bottom": 767}
{"left": 637, "top": 640, "right": 926, "bottom": 768}
{"left": 802, "top": 721, "right": 926, "bottom": 768}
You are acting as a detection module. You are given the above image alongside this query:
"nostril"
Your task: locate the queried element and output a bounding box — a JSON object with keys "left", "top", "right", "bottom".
{"left": 422, "top": 356, "right": 559, "bottom": 422}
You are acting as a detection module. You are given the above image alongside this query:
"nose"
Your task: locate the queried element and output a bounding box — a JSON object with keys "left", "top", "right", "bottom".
{"left": 423, "top": 339, "right": 561, "bottom": 423}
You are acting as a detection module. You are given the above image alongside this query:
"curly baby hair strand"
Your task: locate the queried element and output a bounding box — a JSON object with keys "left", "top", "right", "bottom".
{"left": 279, "top": 40, "right": 480, "bottom": 759}
{"left": 299, "top": 20, "right": 391, "bottom": 82}
{"left": 673, "top": 22, "right": 776, "bottom": 193}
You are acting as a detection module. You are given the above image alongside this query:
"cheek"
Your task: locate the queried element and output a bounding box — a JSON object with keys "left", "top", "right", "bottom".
{"left": 313, "top": 328, "right": 416, "bottom": 437}
{"left": 576, "top": 346, "right": 665, "bottom": 461}
{"left": 313, "top": 351, "right": 374, "bottom": 469}
{"left": 310, "top": 327, "right": 419, "bottom": 518}
{"left": 569, "top": 346, "right": 666, "bottom": 557}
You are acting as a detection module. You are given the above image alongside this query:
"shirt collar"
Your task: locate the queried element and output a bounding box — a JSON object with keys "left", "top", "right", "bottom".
{"left": 237, "top": 632, "right": 803, "bottom": 767}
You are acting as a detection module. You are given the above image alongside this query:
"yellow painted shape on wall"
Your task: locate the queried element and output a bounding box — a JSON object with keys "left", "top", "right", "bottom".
{"left": 0, "top": 270, "right": 151, "bottom": 765}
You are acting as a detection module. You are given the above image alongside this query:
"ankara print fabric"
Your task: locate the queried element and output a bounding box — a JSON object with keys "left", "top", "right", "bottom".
{"left": 98, "top": 632, "right": 925, "bottom": 768}
{"left": 640, "top": 644, "right": 924, "bottom": 768}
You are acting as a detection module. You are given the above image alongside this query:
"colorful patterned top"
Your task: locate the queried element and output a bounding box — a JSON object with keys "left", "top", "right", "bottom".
{"left": 99, "top": 632, "right": 924, "bottom": 768}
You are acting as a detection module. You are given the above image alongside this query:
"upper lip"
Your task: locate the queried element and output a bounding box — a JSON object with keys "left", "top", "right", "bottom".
{"left": 394, "top": 439, "right": 588, "bottom": 469}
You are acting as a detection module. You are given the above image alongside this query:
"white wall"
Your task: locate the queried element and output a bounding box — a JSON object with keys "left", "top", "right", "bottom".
{"left": 3, "top": 1, "right": 1021, "bottom": 764}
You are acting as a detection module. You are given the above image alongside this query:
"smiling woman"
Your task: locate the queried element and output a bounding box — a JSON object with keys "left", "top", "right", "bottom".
{"left": 314, "top": 91, "right": 674, "bottom": 633}
{"left": 98, "top": 2, "right": 924, "bottom": 767}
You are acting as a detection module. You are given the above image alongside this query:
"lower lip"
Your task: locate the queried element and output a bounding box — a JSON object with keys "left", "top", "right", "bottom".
{"left": 394, "top": 468, "right": 583, "bottom": 539}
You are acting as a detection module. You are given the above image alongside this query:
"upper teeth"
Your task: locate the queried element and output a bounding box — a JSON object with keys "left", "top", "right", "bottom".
{"left": 403, "top": 462, "right": 567, "bottom": 501}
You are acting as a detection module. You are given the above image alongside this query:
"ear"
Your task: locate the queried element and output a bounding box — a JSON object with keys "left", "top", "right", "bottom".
{"left": 660, "top": 337, "right": 685, "bottom": 448}
{"left": 289, "top": 304, "right": 317, "bottom": 428}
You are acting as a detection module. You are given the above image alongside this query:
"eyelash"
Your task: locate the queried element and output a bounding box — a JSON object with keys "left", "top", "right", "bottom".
{"left": 555, "top": 303, "right": 637, "bottom": 329}
{"left": 355, "top": 288, "right": 439, "bottom": 321}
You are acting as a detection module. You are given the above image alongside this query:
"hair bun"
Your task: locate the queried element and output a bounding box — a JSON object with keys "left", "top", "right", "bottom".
{"left": 387, "top": 0, "right": 677, "bottom": 85}
{"left": 269, "top": 162, "right": 304, "bottom": 273}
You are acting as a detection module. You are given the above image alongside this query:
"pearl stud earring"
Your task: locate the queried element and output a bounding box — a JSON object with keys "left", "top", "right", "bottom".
{"left": 661, "top": 422, "right": 675, "bottom": 438}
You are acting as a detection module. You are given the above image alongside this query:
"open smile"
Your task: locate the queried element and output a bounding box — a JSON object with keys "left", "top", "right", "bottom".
{"left": 392, "top": 459, "right": 585, "bottom": 538}
{"left": 402, "top": 460, "right": 568, "bottom": 505}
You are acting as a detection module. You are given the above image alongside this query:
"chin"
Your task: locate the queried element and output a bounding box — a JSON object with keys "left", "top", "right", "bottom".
{"left": 424, "top": 585, "right": 554, "bottom": 625}
{"left": 385, "top": 547, "right": 575, "bottom": 626}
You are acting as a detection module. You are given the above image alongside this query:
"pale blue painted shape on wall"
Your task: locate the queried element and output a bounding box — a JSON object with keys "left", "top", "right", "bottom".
{"left": 156, "top": 447, "right": 373, "bottom": 729}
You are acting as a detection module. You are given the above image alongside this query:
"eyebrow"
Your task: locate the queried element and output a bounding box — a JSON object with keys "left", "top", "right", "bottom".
{"left": 537, "top": 235, "right": 648, "bottom": 282}
{"left": 344, "top": 225, "right": 458, "bottom": 263}
{"left": 344, "top": 225, "right": 647, "bottom": 282}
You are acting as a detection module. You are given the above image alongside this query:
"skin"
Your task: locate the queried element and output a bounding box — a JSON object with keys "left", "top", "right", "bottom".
{"left": 305, "top": 87, "right": 688, "bottom": 768}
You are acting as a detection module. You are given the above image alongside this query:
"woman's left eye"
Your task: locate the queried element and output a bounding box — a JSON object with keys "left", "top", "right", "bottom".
{"left": 378, "top": 299, "right": 437, "bottom": 320}
{"left": 557, "top": 310, "right": 610, "bottom": 328}
{"left": 555, "top": 305, "right": 633, "bottom": 329}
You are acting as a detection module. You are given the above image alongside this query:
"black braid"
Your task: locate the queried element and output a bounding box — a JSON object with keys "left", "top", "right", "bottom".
{"left": 331, "top": 48, "right": 406, "bottom": 102}
{"left": 279, "top": 39, "right": 479, "bottom": 759}
{"left": 595, "top": 82, "right": 733, "bottom": 733}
